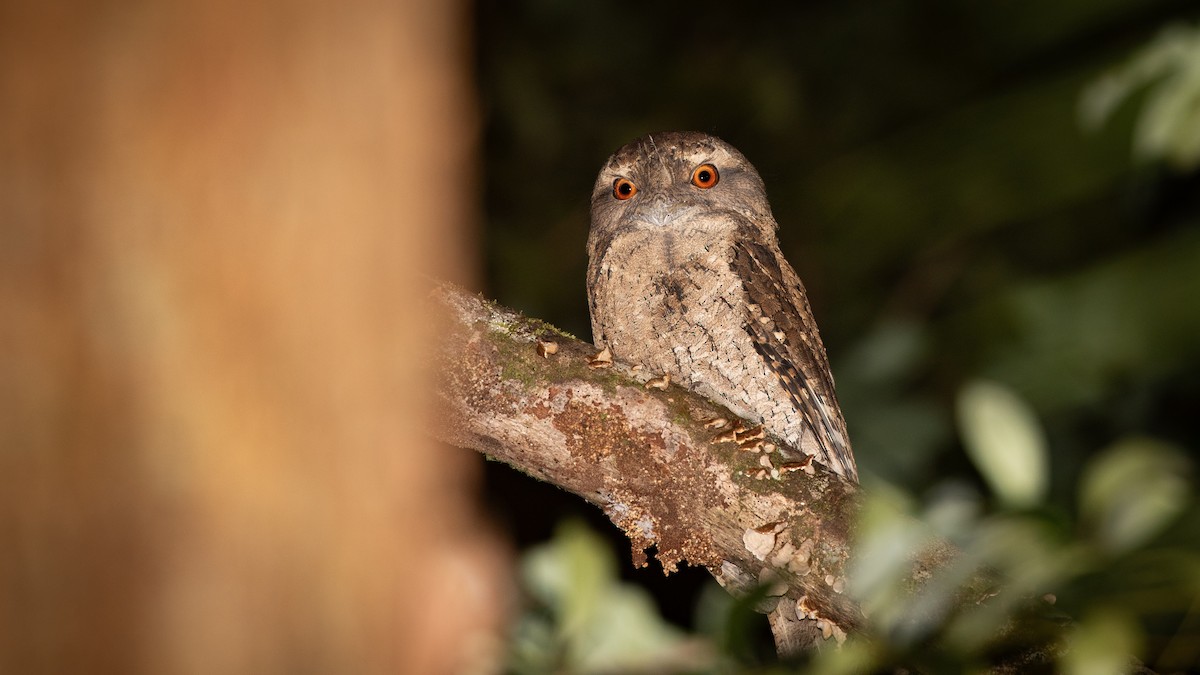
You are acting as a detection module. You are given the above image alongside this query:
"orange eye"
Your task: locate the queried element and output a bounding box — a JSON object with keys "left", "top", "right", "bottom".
{"left": 613, "top": 177, "right": 637, "bottom": 200}
{"left": 691, "top": 164, "right": 719, "bottom": 189}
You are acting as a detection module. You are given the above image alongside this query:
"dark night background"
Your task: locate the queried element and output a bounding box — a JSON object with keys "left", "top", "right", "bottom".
{"left": 473, "top": 1, "right": 1200, "bottom": 669}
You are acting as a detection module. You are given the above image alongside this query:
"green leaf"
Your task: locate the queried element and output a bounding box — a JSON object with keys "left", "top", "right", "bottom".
{"left": 1082, "top": 21, "right": 1200, "bottom": 169}
{"left": 514, "top": 520, "right": 704, "bottom": 674}
{"left": 956, "top": 380, "right": 1049, "bottom": 507}
{"left": 1079, "top": 438, "right": 1190, "bottom": 554}
{"left": 1060, "top": 609, "right": 1142, "bottom": 675}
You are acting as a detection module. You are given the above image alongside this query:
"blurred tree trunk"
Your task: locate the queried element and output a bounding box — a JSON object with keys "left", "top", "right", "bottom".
{"left": 0, "top": 1, "right": 505, "bottom": 674}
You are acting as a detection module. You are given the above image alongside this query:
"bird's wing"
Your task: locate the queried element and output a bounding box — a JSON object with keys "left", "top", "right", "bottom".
{"left": 731, "top": 233, "right": 858, "bottom": 481}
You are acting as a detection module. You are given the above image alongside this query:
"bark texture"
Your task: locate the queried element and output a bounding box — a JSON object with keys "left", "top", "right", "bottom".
{"left": 431, "top": 282, "right": 893, "bottom": 649}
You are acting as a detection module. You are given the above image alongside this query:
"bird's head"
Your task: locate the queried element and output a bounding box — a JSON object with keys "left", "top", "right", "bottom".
{"left": 588, "top": 132, "right": 776, "bottom": 257}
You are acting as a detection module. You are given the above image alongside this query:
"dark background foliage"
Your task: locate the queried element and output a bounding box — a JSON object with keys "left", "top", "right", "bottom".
{"left": 473, "top": 1, "right": 1200, "bottom": 670}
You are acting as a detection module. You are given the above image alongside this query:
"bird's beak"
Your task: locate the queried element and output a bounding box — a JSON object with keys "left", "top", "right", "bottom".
{"left": 638, "top": 193, "right": 678, "bottom": 226}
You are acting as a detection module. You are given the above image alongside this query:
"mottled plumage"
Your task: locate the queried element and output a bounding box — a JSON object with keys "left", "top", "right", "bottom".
{"left": 587, "top": 132, "right": 857, "bottom": 481}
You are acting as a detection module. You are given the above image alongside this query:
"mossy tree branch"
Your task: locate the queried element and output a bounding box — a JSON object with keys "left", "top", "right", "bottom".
{"left": 429, "top": 282, "right": 874, "bottom": 649}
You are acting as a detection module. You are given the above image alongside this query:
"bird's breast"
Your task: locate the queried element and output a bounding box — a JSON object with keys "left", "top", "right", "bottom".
{"left": 589, "top": 234, "right": 815, "bottom": 453}
{"left": 592, "top": 238, "right": 742, "bottom": 377}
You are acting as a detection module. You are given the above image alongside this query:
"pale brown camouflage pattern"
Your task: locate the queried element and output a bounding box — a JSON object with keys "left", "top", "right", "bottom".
{"left": 587, "top": 132, "right": 857, "bottom": 482}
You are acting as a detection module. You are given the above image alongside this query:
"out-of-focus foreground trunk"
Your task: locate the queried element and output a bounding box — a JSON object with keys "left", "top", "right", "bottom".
{"left": 0, "top": 1, "right": 505, "bottom": 673}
